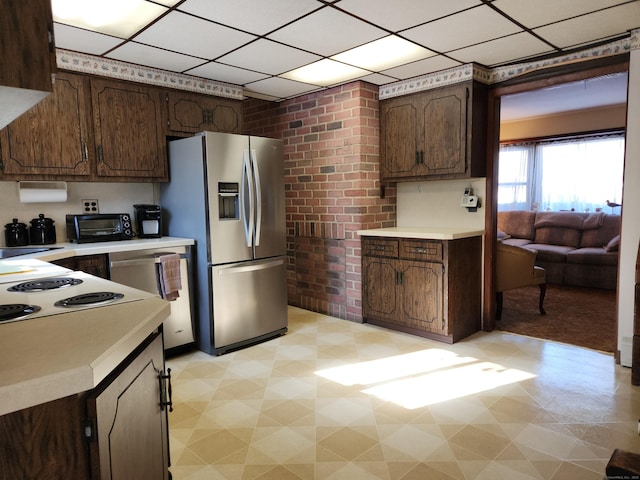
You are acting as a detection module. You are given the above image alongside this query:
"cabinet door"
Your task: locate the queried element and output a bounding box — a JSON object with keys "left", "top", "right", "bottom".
{"left": 0, "top": 72, "right": 91, "bottom": 177}
{"left": 87, "top": 333, "right": 169, "bottom": 480}
{"left": 362, "top": 256, "right": 399, "bottom": 322}
{"left": 167, "top": 90, "right": 241, "bottom": 134}
{"left": 380, "top": 98, "right": 420, "bottom": 179}
{"left": 420, "top": 84, "right": 467, "bottom": 176}
{"left": 91, "top": 79, "right": 167, "bottom": 180}
{"left": 0, "top": 0, "right": 54, "bottom": 92}
{"left": 399, "top": 260, "right": 444, "bottom": 334}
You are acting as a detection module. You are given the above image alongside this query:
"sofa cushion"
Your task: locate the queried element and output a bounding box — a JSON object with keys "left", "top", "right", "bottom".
{"left": 605, "top": 235, "right": 620, "bottom": 252}
{"left": 581, "top": 214, "right": 621, "bottom": 248}
{"left": 501, "top": 237, "right": 533, "bottom": 247}
{"left": 567, "top": 248, "right": 619, "bottom": 266}
{"left": 526, "top": 243, "right": 575, "bottom": 263}
{"left": 534, "top": 227, "right": 582, "bottom": 248}
{"left": 497, "top": 210, "right": 536, "bottom": 240}
{"left": 533, "top": 211, "right": 585, "bottom": 247}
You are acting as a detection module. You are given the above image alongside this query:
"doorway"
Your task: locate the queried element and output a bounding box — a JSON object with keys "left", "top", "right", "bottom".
{"left": 483, "top": 58, "right": 630, "bottom": 354}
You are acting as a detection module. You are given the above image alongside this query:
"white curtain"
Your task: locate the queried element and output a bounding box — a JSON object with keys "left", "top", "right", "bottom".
{"left": 498, "top": 134, "right": 625, "bottom": 212}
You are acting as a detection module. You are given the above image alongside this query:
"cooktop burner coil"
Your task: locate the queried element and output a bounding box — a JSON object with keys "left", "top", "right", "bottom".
{"left": 54, "top": 292, "right": 124, "bottom": 308}
{"left": 8, "top": 277, "right": 83, "bottom": 292}
{"left": 0, "top": 304, "right": 41, "bottom": 323}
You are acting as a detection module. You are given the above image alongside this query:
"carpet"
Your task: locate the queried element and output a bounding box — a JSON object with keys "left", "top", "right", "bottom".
{"left": 496, "top": 284, "right": 617, "bottom": 353}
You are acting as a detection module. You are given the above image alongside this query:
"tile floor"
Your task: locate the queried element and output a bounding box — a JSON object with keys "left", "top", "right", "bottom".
{"left": 167, "top": 306, "right": 640, "bottom": 479}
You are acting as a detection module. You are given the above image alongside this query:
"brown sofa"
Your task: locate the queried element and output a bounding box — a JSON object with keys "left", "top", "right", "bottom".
{"left": 497, "top": 210, "right": 620, "bottom": 290}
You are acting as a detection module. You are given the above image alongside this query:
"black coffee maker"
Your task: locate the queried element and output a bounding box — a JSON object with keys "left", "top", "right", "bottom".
{"left": 133, "top": 204, "right": 162, "bottom": 238}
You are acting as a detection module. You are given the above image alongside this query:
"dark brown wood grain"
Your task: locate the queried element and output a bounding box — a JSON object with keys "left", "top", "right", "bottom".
{"left": 167, "top": 90, "right": 242, "bottom": 135}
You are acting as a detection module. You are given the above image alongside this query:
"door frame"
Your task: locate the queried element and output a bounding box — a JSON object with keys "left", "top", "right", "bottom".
{"left": 482, "top": 56, "right": 630, "bottom": 333}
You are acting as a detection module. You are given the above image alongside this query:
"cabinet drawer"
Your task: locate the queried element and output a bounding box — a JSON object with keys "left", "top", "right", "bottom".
{"left": 362, "top": 238, "right": 399, "bottom": 258}
{"left": 400, "top": 240, "right": 442, "bottom": 262}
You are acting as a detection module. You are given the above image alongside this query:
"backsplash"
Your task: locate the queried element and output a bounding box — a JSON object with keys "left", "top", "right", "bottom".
{"left": 397, "top": 178, "right": 486, "bottom": 230}
{"left": 0, "top": 181, "right": 156, "bottom": 247}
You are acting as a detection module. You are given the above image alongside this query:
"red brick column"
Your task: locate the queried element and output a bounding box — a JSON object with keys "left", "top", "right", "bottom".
{"left": 243, "top": 81, "right": 396, "bottom": 321}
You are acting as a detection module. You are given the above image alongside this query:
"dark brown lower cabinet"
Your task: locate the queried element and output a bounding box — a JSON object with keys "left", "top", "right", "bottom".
{"left": 0, "top": 331, "right": 170, "bottom": 480}
{"left": 362, "top": 236, "right": 481, "bottom": 343}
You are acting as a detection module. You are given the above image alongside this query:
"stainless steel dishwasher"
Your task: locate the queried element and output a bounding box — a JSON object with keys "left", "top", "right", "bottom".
{"left": 109, "top": 246, "right": 195, "bottom": 350}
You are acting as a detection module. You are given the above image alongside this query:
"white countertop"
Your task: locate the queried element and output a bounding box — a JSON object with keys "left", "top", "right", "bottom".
{"left": 0, "top": 236, "right": 193, "bottom": 416}
{"left": 14, "top": 236, "right": 195, "bottom": 262}
{"left": 357, "top": 227, "right": 485, "bottom": 240}
{"left": 0, "top": 297, "right": 170, "bottom": 416}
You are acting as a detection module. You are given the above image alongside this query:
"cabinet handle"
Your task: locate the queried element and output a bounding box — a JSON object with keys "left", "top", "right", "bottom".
{"left": 396, "top": 271, "right": 403, "bottom": 285}
{"left": 420, "top": 151, "right": 424, "bottom": 164}
{"left": 415, "top": 150, "right": 420, "bottom": 165}
{"left": 82, "top": 142, "right": 88, "bottom": 162}
{"left": 414, "top": 247, "right": 427, "bottom": 253}
{"left": 97, "top": 145, "right": 104, "bottom": 163}
{"left": 159, "top": 368, "right": 173, "bottom": 412}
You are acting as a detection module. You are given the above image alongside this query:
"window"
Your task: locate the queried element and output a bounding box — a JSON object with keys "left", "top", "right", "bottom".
{"left": 498, "top": 134, "right": 625, "bottom": 213}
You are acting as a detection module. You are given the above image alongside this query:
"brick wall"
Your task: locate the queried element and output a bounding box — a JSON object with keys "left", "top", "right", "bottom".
{"left": 243, "top": 81, "right": 396, "bottom": 321}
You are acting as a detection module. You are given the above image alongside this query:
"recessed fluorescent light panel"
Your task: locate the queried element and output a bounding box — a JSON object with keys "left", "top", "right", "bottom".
{"left": 281, "top": 59, "right": 369, "bottom": 87}
{"left": 51, "top": 0, "right": 172, "bottom": 38}
{"left": 332, "top": 35, "right": 435, "bottom": 71}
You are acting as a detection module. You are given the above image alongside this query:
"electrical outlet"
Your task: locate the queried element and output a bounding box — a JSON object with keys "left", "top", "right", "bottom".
{"left": 82, "top": 199, "right": 99, "bottom": 213}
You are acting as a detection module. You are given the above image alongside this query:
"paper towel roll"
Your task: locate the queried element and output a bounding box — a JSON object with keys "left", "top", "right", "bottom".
{"left": 18, "top": 181, "right": 68, "bottom": 203}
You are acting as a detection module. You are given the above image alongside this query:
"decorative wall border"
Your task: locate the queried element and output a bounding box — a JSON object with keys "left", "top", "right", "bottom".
{"left": 56, "top": 49, "right": 244, "bottom": 100}
{"left": 379, "top": 28, "right": 639, "bottom": 99}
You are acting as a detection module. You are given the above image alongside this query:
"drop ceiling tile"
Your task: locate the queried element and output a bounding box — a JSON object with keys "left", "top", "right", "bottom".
{"left": 187, "top": 62, "right": 269, "bottom": 85}
{"left": 337, "top": 0, "right": 482, "bottom": 32}
{"left": 381, "top": 55, "right": 462, "bottom": 80}
{"left": 217, "top": 39, "right": 321, "bottom": 75}
{"left": 358, "top": 73, "right": 399, "bottom": 86}
{"left": 178, "top": 0, "right": 321, "bottom": 36}
{"left": 492, "top": 0, "right": 632, "bottom": 29}
{"left": 134, "top": 11, "right": 256, "bottom": 60}
{"left": 267, "top": 7, "right": 387, "bottom": 56}
{"left": 245, "top": 76, "right": 321, "bottom": 100}
{"left": 533, "top": 2, "right": 640, "bottom": 49}
{"left": 402, "top": 5, "right": 522, "bottom": 53}
{"left": 107, "top": 42, "right": 205, "bottom": 72}
{"left": 450, "top": 32, "right": 554, "bottom": 67}
{"left": 54, "top": 23, "right": 123, "bottom": 55}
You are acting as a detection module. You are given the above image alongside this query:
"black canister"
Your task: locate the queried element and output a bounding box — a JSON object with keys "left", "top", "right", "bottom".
{"left": 29, "top": 214, "right": 57, "bottom": 245}
{"left": 4, "top": 218, "right": 29, "bottom": 247}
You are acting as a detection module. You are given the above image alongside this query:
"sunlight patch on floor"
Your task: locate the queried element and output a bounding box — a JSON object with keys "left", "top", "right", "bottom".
{"left": 315, "top": 349, "right": 536, "bottom": 409}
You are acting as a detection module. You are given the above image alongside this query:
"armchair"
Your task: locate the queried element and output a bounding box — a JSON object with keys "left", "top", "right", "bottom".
{"left": 496, "top": 242, "right": 546, "bottom": 320}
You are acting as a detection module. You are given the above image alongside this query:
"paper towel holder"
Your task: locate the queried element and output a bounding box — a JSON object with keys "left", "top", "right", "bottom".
{"left": 18, "top": 181, "right": 68, "bottom": 203}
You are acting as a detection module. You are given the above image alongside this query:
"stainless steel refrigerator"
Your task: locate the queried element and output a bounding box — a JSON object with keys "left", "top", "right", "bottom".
{"left": 160, "top": 132, "right": 287, "bottom": 355}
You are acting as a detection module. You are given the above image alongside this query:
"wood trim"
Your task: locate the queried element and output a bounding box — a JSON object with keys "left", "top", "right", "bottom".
{"left": 483, "top": 58, "right": 629, "bottom": 334}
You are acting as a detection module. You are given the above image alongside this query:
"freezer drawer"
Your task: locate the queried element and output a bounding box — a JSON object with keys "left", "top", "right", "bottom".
{"left": 211, "top": 256, "right": 287, "bottom": 353}
{"left": 109, "top": 247, "right": 195, "bottom": 350}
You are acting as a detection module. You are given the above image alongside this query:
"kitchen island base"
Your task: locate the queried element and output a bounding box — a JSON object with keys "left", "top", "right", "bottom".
{"left": 0, "top": 330, "right": 170, "bottom": 480}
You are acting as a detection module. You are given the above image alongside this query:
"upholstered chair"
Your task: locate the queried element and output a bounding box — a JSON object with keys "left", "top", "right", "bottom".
{"left": 496, "top": 242, "right": 547, "bottom": 320}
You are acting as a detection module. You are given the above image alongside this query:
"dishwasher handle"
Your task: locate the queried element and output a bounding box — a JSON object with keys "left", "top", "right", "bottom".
{"left": 109, "top": 253, "right": 188, "bottom": 269}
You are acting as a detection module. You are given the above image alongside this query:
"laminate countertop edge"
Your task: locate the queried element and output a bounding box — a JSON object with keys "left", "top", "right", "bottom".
{"left": 357, "top": 227, "right": 485, "bottom": 240}
{"left": 0, "top": 297, "right": 170, "bottom": 416}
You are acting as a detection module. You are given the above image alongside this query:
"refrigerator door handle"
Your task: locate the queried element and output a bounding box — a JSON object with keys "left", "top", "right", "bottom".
{"left": 217, "top": 258, "right": 284, "bottom": 275}
{"left": 250, "top": 149, "right": 262, "bottom": 246}
{"left": 241, "top": 149, "right": 255, "bottom": 248}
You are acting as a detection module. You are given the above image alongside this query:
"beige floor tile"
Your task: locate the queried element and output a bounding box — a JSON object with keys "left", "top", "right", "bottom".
{"left": 166, "top": 306, "right": 640, "bottom": 479}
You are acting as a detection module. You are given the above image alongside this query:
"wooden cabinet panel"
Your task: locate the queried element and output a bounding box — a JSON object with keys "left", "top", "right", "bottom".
{"left": 167, "top": 90, "right": 242, "bottom": 134}
{"left": 381, "top": 101, "right": 418, "bottom": 178}
{"left": 91, "top": 79, "right": 167, "bottom": 180}
{"left": 362, "top": 256, "right": 399, "bottom": 322}
{"left": 0, "top": 0, "right": 55, "bottom": 93}
{"left": 380, "top": 81, "right": 487, "bottom": 182}
{"left": 0, "top": 72, "right": 91, "bottom": 178}
{"left": 362, "top": 235, "right": 481, "bottom": 343}
{"left": 52, "top": 254, "right": 109, "bottom": 279}
{"left": 87, "top": 333, "right": 169, "bottom": 480}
